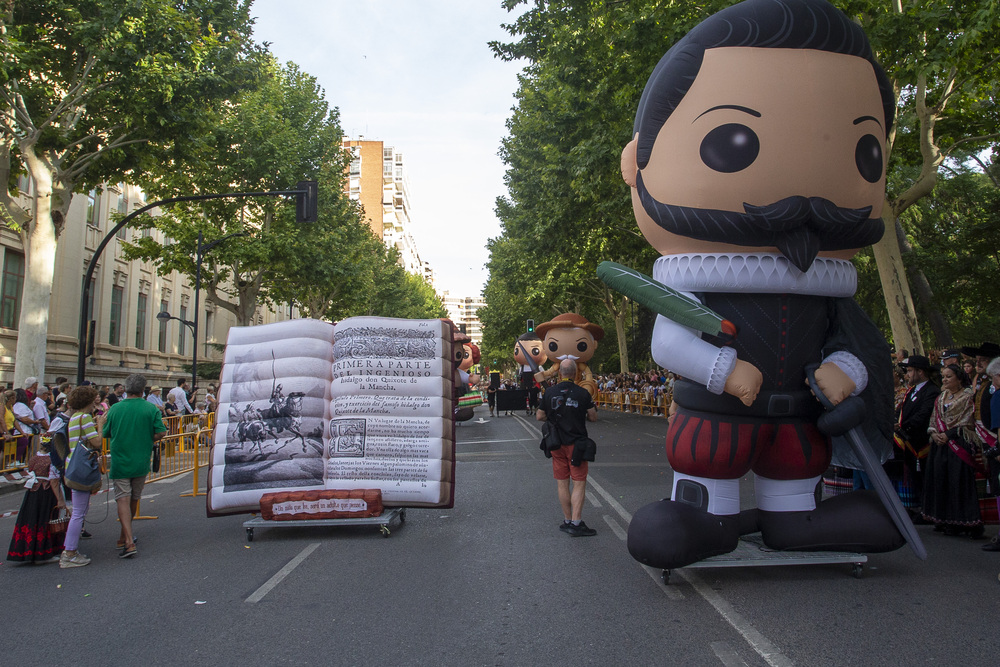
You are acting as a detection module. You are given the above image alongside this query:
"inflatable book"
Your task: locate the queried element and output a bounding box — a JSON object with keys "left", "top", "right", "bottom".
{"left": 208, "top": 317, "right": 456, "bottom": 515}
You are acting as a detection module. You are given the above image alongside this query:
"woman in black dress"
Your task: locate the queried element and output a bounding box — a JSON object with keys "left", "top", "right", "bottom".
{"left": 922, "top": 364, "right": 983, "bottom": 536}
{"left": 6, "top": 438, "right": 67, "bottom": 563}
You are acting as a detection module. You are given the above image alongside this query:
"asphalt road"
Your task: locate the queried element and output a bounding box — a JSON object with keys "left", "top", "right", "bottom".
{"left": 2, "top": 405, "right": 998, "bottom": 666}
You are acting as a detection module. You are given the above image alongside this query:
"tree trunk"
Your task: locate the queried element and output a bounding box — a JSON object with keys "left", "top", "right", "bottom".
{"left": 871, "top": 210, "right": 923, "bottom": 355}
{"left": 614, "top": 305, "right": 628, "bottom": 374}
{"left": 13, "top": 173, "right": 59, "bottom": 384}
{"left": 910, "top": 268, "right": 952, "bottom": 347}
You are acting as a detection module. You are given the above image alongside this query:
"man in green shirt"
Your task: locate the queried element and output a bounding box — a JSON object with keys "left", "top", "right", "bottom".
{"left": 103, "top": 374, "right": 166, "bottom": 558}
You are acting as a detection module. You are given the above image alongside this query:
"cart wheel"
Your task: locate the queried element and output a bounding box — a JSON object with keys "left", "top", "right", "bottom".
{"left": 246, "top": 528, "right": 254, "bottom": 542}
{"left": 380, "top": 525, "right": 391, "bottom": 538}
{"left": 852, "top": 563, "right": 864, "bottom": 579}
{"left": 661, "top": 569, "right": 671, "bottom": 584}
{"left": 399, "top": 509, "right": 407, "bottom": 524}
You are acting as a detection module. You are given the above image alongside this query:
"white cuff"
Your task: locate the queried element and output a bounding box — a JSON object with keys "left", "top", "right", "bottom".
{"left": 823, "top": 351, "right": 868, "bottom": 396}
{"left": 707, "top": 346, "right": 738, "bottom": 395}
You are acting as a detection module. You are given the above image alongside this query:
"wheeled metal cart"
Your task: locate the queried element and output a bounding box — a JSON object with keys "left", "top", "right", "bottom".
{"left": 243, "top": 508, "right": 407, "bottom": 541}
{"left": 660, "top": 533, "right": 867, "bottom": 584}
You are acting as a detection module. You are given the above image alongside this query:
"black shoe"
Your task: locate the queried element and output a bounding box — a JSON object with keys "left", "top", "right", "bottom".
{"left": 81, "top": 530, "right": 92, "bottom": 539}
{"left": 559, "top": 521, "right": 573, "bottom": 533}
{"left": 983, "top": 539, "right": 1000, "bottom": 552}
{"left": 566, "top": 521, "right": 597, "bottom": 537}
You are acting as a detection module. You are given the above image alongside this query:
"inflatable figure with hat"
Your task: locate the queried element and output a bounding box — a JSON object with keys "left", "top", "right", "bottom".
{"left": 607, "top": 0, "right": 923, "bottom": 569}
{"left": 532, "top": 313, "right": 604, "bottom": 399}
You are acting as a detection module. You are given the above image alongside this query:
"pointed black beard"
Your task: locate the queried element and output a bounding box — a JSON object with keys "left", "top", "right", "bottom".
{"left": 636, "top": 171, "right": 884, "bottom": 272}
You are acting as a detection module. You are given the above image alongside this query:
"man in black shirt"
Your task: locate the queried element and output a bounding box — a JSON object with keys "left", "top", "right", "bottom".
{"left": 537, "top": 359, "right": 598, "bottom": 537}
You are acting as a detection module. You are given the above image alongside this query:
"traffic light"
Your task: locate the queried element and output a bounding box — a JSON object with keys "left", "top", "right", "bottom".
{"left": 526, "top": 319, "right": 534, "bottom": 333}
{"left": 295, "top": 180, "right": 318, "bottom": 223}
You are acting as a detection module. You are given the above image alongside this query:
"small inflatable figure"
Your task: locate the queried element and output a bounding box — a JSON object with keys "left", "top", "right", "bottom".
{"left": 617, "top": 0, "right": 909, "bottom": 569}
{"left": 514, "top": 333, "right": 547, "bottom": 389}
{"left": 533, "top": 314, "right": 603, "bottom": 399}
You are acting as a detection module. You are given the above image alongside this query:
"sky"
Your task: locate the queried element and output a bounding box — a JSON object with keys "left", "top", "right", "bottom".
{"left": 249, "top": 0, "right": 526, "bottom": 298}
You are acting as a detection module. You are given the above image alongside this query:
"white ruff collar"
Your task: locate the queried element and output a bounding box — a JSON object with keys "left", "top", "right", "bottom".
{"left": 652, "top": 253, "right": 857, "bottom": 297}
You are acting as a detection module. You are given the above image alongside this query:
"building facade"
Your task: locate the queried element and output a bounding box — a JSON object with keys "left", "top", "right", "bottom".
{"left": 343, "top": 139, "right": 426, "bottom": 280}
{"left": 440, "top": 291, "right": 485, "bottom": 347}
{"left": 0, "top": 176, "right": 296, "bottom": 390}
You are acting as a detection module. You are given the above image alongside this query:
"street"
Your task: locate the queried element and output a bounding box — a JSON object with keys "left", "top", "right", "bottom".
{"left": 3, "top": 404, "right": 998, "bottom": 666}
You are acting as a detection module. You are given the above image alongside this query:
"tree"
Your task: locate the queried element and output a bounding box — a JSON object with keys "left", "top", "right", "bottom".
{"left": 356, "top": 247, "right": 447, "bottom": 320}
{"left": 0, "top": 0, "right": 259, "bottom": 382}
{"left": 124, "top": 57, "right": 344, "bottom": 326}
{"left": 487, "top": 0, "right": 1000, "bottom": 366}
{"left": 485, "top": 1, "right": 728, "bottom": 373}
{"left": 840, "top": 0, "right": 1000, "bottom": 351}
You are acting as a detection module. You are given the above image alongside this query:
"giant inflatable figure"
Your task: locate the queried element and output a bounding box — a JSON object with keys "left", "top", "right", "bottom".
{"left": 533, "top": 313, "right": 603, "bottom": 399}
{"left": 617, "top": 0, "right": 910, "bottom": 569}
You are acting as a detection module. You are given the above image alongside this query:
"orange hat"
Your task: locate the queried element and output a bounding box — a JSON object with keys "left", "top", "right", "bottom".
{"left": 534, "top": 313, "right": 604, "bottom": 342}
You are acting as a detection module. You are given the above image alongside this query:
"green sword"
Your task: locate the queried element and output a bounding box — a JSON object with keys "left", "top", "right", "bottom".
{"left": 596, "top": 261, "right": 738, "bottom": 344}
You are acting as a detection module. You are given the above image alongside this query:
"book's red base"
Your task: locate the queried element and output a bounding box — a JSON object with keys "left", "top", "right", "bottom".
{"left": 259, "top": 489, "right": 384, "bottom": 521}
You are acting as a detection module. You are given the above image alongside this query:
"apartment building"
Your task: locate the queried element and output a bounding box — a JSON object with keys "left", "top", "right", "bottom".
{"left": 0, "top": 176, "right": 296, "bottom": 389}
{"left": 342, "top": 139, "right": 426, "bottom": 279}
{"left": 440, "top": 291, "right": 485, "bottom": 347}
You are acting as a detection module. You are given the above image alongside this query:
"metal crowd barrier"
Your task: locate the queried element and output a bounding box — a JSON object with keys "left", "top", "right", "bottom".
{"left": 595, "top": 390, "right": 672, "bottom": 417}
{"left": 1, "top": 412, "right": 215, "bottom": 486}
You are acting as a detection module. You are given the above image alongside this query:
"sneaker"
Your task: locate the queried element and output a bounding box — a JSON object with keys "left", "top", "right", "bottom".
{"left": 559, "top": 521, "right": 573, "bottom": 533}
{"left": 81, "top": 530, "right": 92, "bottom": 539}
{"left": 565, "top": 521, "right": 597, "bottom": 537}
{"left": 983, "top": 536, "right": 1000, "bottom": 552}
{"left": 119, "top": 544, "right": 137, "bottom": 559}
{"left": 60, "top": 551, "right": 91, "bottom": 568}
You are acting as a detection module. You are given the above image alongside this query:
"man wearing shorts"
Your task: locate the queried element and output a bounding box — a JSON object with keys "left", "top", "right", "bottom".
{"left": 536, "top": 359, "right": 598, "bottom": 537}
{"left": 103, "top": 373, "right": 166, "bottom": 558}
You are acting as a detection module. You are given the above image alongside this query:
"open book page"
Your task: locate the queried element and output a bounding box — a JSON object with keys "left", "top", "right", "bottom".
{"left": 328, "top": 316, "right": 455, "bottom": 507}
{"left": 208, "top": 316, "right": 456, "bottom": 515}
{"left": 211, "top": 319, "right": 333, "bottom": 513}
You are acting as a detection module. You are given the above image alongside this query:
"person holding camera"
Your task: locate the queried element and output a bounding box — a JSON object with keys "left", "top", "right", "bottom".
{"left": 536, "top": 358, "right": 598, "bottom": 537}
{"left": 982, "top": 357, "right": 1000, "bottom": 552}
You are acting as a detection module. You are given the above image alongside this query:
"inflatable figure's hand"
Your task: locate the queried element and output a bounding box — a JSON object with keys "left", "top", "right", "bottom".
{"left": 533, "top": 371, "right": 546, "bottom": 384}
{"left": 724, "top": 360, "right": 762, "bottom": 407}
{"left": 809, "top": 362, "right": 856, "bottom": 406}
{"left": 469, "top": 374, "right": 480, "bottom": 386}
{"left": 667, "top": 400, "right": 678, "bottom": 428}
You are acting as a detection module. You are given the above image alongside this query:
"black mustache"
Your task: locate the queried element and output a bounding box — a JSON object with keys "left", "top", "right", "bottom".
{"left": 635, "top": 171, "right": 884, "bottom": 272}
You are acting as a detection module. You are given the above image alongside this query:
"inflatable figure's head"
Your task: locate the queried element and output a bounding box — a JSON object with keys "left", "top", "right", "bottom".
{"left": 536, "top": 314, "right": 604, "bottom": 365}
{"left": 514, "top": 333, "right": 547, "bottom": 369}
{"left": 460, "top": 343, "right": 480, "bottom": 372}
{"left": 620, "top": 0, "right": 895, "bottom": 272}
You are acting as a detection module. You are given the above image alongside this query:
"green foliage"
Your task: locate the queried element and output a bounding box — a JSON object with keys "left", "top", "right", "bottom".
{"left": 1, "top": 0, "right": 261, "bottom": 195}
{"left": 487, "top": 0, "right": 1000, "bottom": 359}
{"left": 483, "top": 1, "right": 728, "bottom": 373}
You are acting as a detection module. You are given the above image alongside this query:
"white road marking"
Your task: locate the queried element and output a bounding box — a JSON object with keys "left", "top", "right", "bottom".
{"left": 711, "top": 641, "right": 749, "bottom": 667}
{"left": 587, "top": 494, "right": 603, "bottom": 508}
{"left": 245, "top": 542, "right": 321, "bottom": 604}
{"left": 462, "top": 438, "right": 536, "bottom": 444}
{"left": 602, "top": 514, "right": 626, "bottom": 541}
{"left": 589, "top": 475, "right": 792, "bottom": 667}
{"left": 640, "top": 564, "right": 685, "bottom": 601}
{"left": 677, "top": 569, "right": 794, "bottom": 667}
{"left": 153, "top": 470, "right": 193, "bottom": 484}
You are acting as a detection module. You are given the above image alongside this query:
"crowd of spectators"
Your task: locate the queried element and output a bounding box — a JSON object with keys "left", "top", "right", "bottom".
{"left": 2, "top": 376, "right": 217, "bottom": 470}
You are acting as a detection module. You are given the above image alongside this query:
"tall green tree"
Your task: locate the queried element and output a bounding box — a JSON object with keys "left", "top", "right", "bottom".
{"left": 485, "top": 0, "right": 729, "bottom": 373}
{"left": 0, "top": 0, "right": 259, "bottom": 382}
{"left": 124, "top": 57, "right": 344, "bottom": 325}
{"left": 841, "top": 0, "right": 1000, "bottom": 350}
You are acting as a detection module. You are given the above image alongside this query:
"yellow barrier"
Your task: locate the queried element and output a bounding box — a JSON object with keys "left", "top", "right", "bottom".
{"left": 1, "top": 413, "right": 214, "bottom": 492}
{"left": 596, "top": 390, "right": 672, "bottom": 418}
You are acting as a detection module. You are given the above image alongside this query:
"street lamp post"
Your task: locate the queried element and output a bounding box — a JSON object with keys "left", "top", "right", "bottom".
{"left": 76, "top": 181, "right": 317, "bottom": 385}
{"left": 155, "top": 311, "right": 194, "bottom": 393}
